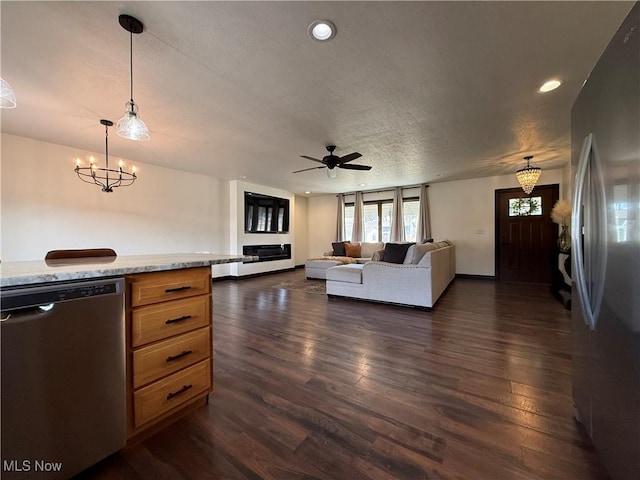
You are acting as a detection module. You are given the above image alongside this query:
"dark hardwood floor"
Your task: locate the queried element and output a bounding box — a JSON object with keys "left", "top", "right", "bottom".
{"left": 83, "top": 269, "right": 608, "bottom": 480}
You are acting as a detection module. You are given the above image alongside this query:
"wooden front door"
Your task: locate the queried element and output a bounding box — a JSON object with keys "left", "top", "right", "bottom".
{"left": 495, "top": 184, "right": 559, "bottom": 283}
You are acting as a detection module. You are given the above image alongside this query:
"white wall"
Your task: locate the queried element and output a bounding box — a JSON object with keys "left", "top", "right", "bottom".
{"left": 228, "top": 180, "right": 295, "bottom": 276}
{"left": 307, "top": 168, "right": 565, "bottom": 276}
{"left": 1, "top": 134, "right": 230, "bottom": 277}
{"left": 308, "top": 194, "right": 338, "bottom": 257}
{"left": 294, "top": 195, "right": 309, "bottom": 265}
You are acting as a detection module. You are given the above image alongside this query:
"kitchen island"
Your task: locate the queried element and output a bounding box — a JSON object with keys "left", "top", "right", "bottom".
{"left": 0, "top": 253, "right": 253, "bottom": 287}
{"left": 1, "top": 253, "right": 256, "bottom": 478}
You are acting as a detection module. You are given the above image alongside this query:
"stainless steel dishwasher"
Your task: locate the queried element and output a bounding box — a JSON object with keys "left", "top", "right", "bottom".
{"left": 1, "top": 278, "right": 126, "bottom": 479}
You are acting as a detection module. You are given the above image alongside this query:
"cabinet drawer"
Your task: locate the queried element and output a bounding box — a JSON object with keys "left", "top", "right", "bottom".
{"left": 133, "top": 360, "right": 211, "bottom": 428}
{"left": 133, "top": 327, "right": 211, "bottom": 388}
{"left": 129, "top": 267, "right": 211, "bottom": 307}
{"left": 132, "top": 295, "right": 210, "bottom": 347}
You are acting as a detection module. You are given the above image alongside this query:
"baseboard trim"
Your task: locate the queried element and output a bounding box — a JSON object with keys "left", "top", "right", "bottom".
{"left": 455, "top": 273, "right": 495, "bottom": 281}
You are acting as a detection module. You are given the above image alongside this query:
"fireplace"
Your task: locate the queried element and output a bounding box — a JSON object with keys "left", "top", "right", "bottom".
{"left": 243, "top": 244, "right": 291, "bottom": 263}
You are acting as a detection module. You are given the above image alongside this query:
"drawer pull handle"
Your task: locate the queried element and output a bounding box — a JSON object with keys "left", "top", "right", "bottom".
{"left": 165, "top": 285, "right": 192, "bottom": 293}
{"left": 166, "top": 384, "right": 193, "bottom": 400}
{"left": 165, "top": 315, "right": 192, "bottom": 325}
{"left": 166, "top": 350, "right": 193, "bottom": 362}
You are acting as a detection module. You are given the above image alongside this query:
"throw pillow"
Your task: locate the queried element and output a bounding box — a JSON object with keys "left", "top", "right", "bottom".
{"left": 403, "top": 245, "right": 416, "bottom": 264}
{"left": 332, "top": 241, "right": 347, "bottom": 256}
{"left": 371, "top": 249, "right": 385, "bottom": 261}
{"left": 344, "top": 242, "right": 362, "bottom": 258}
{"left": 382, "top": 243, "right": 414, "bottom": 264}
{"left": 413, "top": 242, "right": 438, "bottom": 264}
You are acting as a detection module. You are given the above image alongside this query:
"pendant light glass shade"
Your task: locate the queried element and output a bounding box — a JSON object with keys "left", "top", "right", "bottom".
{"left": 117, "top": 100, "right": 149, "bottom": 140}
{"left": 0, "top": 77, "right": 17, "bottom": 108}
{"left": 516, "top": 155, "right": 541, "bottom": 195}
{"left": 117, "top": 15, "right": 149, "bottom": 141}
{"left": 327, "top": 167, "right": 337, "bottom": 179}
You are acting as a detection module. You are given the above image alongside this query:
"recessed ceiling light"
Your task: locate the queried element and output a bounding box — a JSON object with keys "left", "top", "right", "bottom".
{"left": 239, "top": 175, "right": 247, "bottom": 179}
{"left": 538, "top": 79, "right": 562, "bottom": 93}
{"left": 359, "top": 183, "right": 366, "bottom": 187}
{"left": 304, "top": 191, "right": 311, "bottom": 195}
{"left": 308, "top": 20, "right": 336, "bottom": 42}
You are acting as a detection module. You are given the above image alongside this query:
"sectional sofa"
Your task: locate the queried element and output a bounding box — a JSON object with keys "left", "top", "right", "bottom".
{"left": 305, "top": 242, "right": 384, "bottom": 279}
{"left": 325, "top": 241, "right": 455, "bottom": 309}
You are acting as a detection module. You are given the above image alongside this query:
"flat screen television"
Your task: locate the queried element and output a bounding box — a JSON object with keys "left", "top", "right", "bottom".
{"left": 244, "top": 191, "right": 290, "bottom": 233}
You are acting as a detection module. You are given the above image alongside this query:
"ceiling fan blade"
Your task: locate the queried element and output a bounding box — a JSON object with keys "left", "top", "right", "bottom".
{"left": 300, "top": 155, "right": 325, "bottom": 164}
{"left": 338, "top": 152, "right": 362, "bottom": 164}
{"left": 292, "top": 166, "right": 326, "bottom": 173}
{"left": 339, "top": 164, "right": 372, "bottom": 171}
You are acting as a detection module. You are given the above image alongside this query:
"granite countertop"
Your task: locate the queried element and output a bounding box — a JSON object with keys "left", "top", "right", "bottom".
{"left": 0, "top": 253, "right": 258, "bottom": 288}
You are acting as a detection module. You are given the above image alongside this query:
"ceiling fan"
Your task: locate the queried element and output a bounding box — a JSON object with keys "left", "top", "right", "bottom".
{"left": 293, "top": 145, "right": 372, "bottom": 178}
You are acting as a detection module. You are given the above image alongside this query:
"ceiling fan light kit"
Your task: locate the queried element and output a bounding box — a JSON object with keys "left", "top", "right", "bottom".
{"left": 116, "top": 14, "right": 150, "bottom": 141}
{"left": 293, "top": 145, "right": 372, "bottom": 178}
{"left": 516, "top": 155, "right": 542, "bottom": 194}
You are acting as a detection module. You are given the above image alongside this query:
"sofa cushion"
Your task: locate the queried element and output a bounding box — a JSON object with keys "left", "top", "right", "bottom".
{"left": 332, "top": 241, "right": 347, "bottom": 256}
{"left": 360, "top": 242, "right": 384, "bottom": 258}
{"left": 412, "top": 242, "right": 439, "bottom": 264}
{"left": 382, "top": 243, "right": 414, "bottom": 264}
{"left": 345, "top": 242, "right": 362, "bottom": 258}
{"left": 326, "top": 264, "right": 363, "bottom": 284}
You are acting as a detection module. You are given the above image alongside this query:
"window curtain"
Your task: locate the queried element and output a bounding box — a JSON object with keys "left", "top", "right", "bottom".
{"left": 390, "top": 187, "right": 405, "bottom": 242}
{"left": 416, "top": 184, "right": 432, "bottom": 242}
{"left": 351, "top": 191, "right": 364, "bottom": 242}
{"left": 335, "top": 193, "right": 345, "bottom": 242}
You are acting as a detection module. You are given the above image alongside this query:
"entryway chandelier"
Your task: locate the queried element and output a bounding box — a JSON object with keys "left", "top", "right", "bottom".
{"left": 516, "top": 155, "right": 541, "bottom": 195}
{"left": 116, "top": 14, "right": 150, "bottom": 141}
{"left": 75, "top": 119, "right": 137, "bottom": 192}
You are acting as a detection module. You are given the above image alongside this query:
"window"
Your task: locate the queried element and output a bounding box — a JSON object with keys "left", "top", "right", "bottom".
{"left": 344, "top": 204, "right": 354, "bottom": 239}
{"left": 509, "top": 196, "right": 542, "bottom": 216}
{"left": 403, "top": 198, "right": 419, "bottom": 242}
{"left": 344, "top": 197, "right": 419, "bottom": 242}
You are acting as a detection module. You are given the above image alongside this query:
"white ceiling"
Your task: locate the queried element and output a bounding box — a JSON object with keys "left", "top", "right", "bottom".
{"left": 1, "top": 1, "right": 634, "bottom": 195}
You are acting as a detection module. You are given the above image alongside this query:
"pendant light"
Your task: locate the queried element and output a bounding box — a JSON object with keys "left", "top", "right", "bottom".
{"left": 75, "top": 119, "right": 137, "bottom": 192}
{"left": 0, "top": 77, "right": 17, "bottom": 108}
{"left": 516, "top": 155, "right": 541, "bottom": 195}
{"left": 116, "top": 14, "right": 150, "bottom": 141}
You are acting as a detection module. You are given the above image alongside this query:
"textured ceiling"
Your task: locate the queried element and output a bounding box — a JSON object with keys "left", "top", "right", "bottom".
{"left": 0, "top": 1, "right": 634, "bottom": 195}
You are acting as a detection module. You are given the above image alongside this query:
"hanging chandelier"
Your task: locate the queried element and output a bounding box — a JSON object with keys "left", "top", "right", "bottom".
{"left": 0, "top": 77, "right": 17, "bottom": 108}
{"left": 516, "top": 155, "right": 541, "bottom": 195}
{"left": 75, "top": 119, "right": 137, "bottom": 192}
{"left": 116, "top": 14, "right": 150, "bottom": 141}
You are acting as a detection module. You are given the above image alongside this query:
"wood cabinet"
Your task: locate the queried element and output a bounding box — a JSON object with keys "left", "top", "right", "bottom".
{"left": 125, "top": 267, "right": 213, "bottom": 441}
